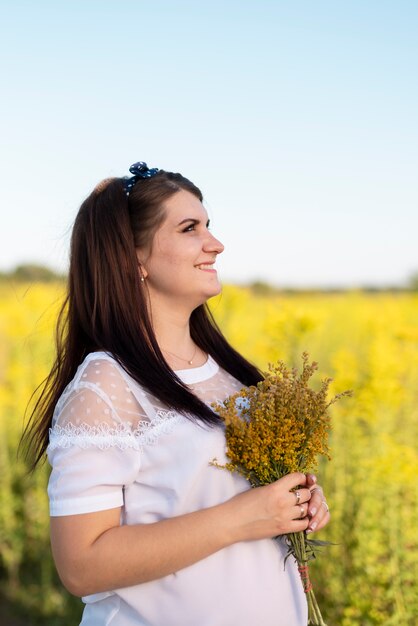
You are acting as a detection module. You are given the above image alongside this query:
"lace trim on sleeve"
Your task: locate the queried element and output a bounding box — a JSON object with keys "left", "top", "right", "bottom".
{"left": 48, "top": 410, "right": 182, "bottom": 451}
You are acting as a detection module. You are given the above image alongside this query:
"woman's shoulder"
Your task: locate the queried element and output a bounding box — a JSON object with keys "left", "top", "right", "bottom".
{"left": 72, "top": 350, "right": 143, "bottom": 388}
{"left": 76, "top": 350, "right": 121, "bottom": 378}
{"left": 52, "top": 351, "right": 149, "bottom": 426}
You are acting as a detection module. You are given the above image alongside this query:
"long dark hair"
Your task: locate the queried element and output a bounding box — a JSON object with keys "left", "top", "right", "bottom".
{"left": 23, "top": 168, "right": 262, "bottom": 468}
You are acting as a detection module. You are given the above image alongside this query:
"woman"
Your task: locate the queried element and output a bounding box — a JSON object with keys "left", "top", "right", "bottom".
{"left": 26, "top": 162, "right": 330, "bottom": 625}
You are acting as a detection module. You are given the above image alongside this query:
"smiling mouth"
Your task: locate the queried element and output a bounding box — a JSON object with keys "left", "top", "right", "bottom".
{"left": 196, "top": 263, "right": 216, "bottom": 271}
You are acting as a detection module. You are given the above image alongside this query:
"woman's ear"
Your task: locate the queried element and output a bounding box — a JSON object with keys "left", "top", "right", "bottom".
{"left": 139, "top": 265, "right": 148, "bottom": 280}
{"left": 135, "top": 250, "right": 149, "bottom": 280}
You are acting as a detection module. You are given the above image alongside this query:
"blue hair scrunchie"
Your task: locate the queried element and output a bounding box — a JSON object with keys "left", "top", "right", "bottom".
{"left": 123, "top": 161, "right": 159, "bottom": 196}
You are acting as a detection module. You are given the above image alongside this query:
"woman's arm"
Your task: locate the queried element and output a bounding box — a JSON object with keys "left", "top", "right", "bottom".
{"left": 51, "top": 472, "right": 329, "bottom": 597}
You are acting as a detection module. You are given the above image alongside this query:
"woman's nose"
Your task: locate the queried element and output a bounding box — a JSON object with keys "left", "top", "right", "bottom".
{"left": 204, "top": 231, "right": 224, "bottom": 254}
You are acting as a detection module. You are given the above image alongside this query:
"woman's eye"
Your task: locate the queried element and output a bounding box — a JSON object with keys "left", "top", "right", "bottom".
{"left": 183, "top": 224, "right": 195, "bottom": 232}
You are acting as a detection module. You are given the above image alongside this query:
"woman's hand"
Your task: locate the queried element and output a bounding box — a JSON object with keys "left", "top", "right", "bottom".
{"left": 305, "top": 473, "right": 330, "bottom": 534}
{"left": 224, "top": 472, "right": 313, "bottom": 543}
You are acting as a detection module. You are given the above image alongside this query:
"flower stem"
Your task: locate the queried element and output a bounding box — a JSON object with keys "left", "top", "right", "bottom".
{"left": 285, "top": 532, "right": 328, "bottom": 626}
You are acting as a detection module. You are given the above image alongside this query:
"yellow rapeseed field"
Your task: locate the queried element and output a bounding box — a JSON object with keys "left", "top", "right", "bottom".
{"left": 1, "top": 281, "right": 417, "bottom": 625}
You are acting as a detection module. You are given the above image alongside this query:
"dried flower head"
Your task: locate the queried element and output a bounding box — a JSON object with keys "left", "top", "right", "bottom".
{"left": 213, "top": 352, "right": 352, "bottom": 486}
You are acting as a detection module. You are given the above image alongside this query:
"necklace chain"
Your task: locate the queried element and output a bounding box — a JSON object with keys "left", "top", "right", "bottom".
{"left": 161, "top": 344, "right": 198, "bottom": 365}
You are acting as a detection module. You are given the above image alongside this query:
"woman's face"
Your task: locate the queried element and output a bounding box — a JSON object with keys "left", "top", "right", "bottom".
{"left": 137, "top": 189, "right": 224, "bottom": 312}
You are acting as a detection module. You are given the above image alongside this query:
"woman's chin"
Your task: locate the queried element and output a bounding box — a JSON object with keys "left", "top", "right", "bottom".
{"left": 189, "top": 285, "right": 222, "bottom": 309}
{"left": 204, "top": 281, "right": 223, "bottom": 300}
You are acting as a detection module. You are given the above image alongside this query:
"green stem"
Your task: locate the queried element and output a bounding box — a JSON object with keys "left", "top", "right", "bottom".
{"left": 285, "top": 532, "right": 328, "bottom": 626}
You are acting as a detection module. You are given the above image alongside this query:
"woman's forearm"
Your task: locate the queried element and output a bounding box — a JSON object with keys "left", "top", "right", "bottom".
{"left": 51, "top": 500, "right": 236, "bottom": 596}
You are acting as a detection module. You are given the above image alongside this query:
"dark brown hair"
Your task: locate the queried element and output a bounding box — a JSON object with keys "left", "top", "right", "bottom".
{"left": 23, "top": 169, "right": 262, "bottom": 468}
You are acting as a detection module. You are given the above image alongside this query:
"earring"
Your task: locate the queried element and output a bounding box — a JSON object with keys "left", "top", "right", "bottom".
{"left": 138, "top": 264, "right": 146, "bottom": 282}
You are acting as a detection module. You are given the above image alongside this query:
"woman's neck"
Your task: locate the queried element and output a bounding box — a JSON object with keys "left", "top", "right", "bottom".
{"left": 150, "top": 307, "right": 206, "bottom": 369}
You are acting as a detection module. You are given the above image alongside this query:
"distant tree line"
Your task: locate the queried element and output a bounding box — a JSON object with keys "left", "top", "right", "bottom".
{"left": 1, "top": 264, "right": 418, "bottom": 291}
{"left": 248, "top": 274, "right": 418, "bottom": 294}
{"left": 0, "top": 264, "right": 66, "bottom": 282}
{"left": 409, "top": 272, "right": 418, "bottom": 291}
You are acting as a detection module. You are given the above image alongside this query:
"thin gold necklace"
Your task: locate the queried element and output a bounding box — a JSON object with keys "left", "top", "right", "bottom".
{"left": 162, "top": 344, "right": 198, "bottom": 366}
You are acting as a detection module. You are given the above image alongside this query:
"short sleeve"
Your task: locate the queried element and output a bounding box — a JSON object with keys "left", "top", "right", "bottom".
{"left": 47, "top": 356, "right": 147, "bottom": 516}
{"left": 47, "top": 444, "right": 141, "bottom": 516}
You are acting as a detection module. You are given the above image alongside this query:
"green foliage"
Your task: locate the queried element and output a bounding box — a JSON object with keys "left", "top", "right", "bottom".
{"left": 1, "top": 283, "right": 418, "bottom": 624}
{"left": 0, "top": 264, "right": 65, "bottom": 283}
{"left": 408, "top": 271, "right": 418, "bottom": 291}
{"left": 0, "top": 282, "right": 82, "bottom": 624}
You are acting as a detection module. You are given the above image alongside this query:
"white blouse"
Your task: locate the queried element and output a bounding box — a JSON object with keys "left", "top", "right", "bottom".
{"left": 47, "top": 351, "right": 307, "bottom": 626}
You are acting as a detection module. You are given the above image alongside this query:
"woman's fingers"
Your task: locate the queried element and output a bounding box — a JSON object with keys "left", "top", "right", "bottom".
{"left": 305, "top": 473, "right": 317, "bottom": 488}
{"left": 292, "top": 502, "right": 309, "bottom": 520}
{"left": 279, "top": 472, "right": 307, "bottom": 491}
{"left": 273, "top": 475, "right": 312, "bottom": 524}
{"left": 278, "top": 475, "right": 331, "bottom": 533}
{"left": 273, "top": 474, "right": 313, "bottom": 524}
{"left": 307, "top": 507, "right": 330, "bottom": 533}
{"left": 290, "top": 518, "right": 311, "bottom": 533}
{"left": 289, "top": 488, "right": 311, "bottom": 521}
{"left": 289, "top": 487, "right": 311, "bottom": 505}
{"left": 306, "top": 484, "right": 330, "bottom": 533}
{"left": 307, "top": 485, "right": 325, "bottom": 516}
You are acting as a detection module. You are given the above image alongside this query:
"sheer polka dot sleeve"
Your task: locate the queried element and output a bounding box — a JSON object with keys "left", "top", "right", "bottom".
{"left": 47, "top": 355, "right": 155, "bottom": 516}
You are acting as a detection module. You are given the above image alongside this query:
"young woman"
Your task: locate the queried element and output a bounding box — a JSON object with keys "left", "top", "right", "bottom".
{"left": 26, "top": 162, "right": 330, "bottom": 626}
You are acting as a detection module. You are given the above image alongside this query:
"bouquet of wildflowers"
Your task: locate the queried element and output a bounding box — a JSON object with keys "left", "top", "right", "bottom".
{"left": 212, "top": 352, "right": 352, "bottom": 626}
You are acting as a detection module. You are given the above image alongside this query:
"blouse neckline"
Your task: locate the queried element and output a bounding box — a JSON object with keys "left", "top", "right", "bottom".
{"left": 174, "top": 355, "right": 219, "bottom": 384}
{"left": 88, "top": 351, "right": 219, "bottom": 385}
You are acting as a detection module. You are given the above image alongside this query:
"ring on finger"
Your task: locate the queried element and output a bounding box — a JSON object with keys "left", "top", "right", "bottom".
{"left": 321, "top": 500, "right": 330, "bottom": 513}
{"left": 299, "top": 505, "right": 305, "bottom": 518}
{"left": 294, "top": 490, "right": 301, "bottom": 505}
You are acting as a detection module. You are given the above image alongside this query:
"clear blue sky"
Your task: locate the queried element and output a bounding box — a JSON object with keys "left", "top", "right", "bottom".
{"left": 1, "top": 0, "right": 417, "bottom": 287}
